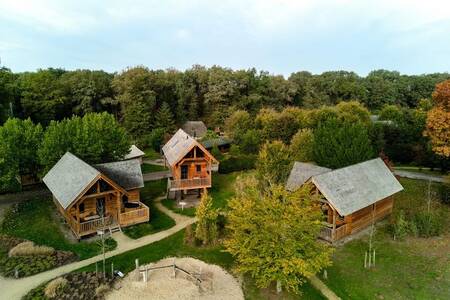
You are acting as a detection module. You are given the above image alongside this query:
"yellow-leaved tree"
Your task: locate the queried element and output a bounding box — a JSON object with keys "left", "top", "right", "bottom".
{"left": 426, "top": 80, "right": 450, "bottom": 157}
{"left": 224, "top": 175, "right": 333, "bottom": 294}
{"left": 195, "top": 190, "right": 219, "bottom": 245}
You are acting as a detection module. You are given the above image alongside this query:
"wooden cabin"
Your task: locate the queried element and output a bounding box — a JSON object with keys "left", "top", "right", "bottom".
{"left": 286, "top": 158, "right": 403, "bottom": 243}
{"left": 162, "top": 129, "right": 218, "bottom": 196}
{"left": 43, "top": 152, "right": 149, "bottom": 239}
{"left": 123, "top": 145, "right": 145, "bottom": 164}
{"left": 182, "top": 121, "right": 207, "bottom": 140}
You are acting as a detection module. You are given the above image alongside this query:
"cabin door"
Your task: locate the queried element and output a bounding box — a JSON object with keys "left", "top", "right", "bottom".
{"left": 181, "top": 165, "right": 188, "bottom": 179}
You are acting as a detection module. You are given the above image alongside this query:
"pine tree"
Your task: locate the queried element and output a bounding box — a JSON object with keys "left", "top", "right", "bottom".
{"left": 155, "top": 102, "right": 176, "bottom": 134}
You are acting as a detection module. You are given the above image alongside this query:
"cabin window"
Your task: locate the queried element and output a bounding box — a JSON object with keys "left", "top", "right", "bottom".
{"left": 196, "top": 165, "right": 201, "bottom": 172}
{"left": 181, "top": 165, "right": 188, "bottom": 179}
{"left": 79, "top": 203, "right": 85, "bottom": 213}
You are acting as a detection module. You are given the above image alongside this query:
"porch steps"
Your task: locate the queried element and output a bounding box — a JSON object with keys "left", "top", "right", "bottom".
{"left": 108, "top": 224, "right": 122, "bottom": 235}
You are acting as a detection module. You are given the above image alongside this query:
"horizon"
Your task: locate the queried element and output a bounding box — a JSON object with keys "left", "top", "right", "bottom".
{"left": 1, "top": 1, "right": 450, "bottom": 76}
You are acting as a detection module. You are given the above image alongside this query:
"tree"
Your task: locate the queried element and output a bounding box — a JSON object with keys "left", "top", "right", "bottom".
{"left": 225, "top": 176, "right": 333, "bottom": 294}
{"left": 336, "top": 101, "right": 371, "bottom": 125}
{"left": 154, "top": 101, "right": 176, "bottom": 133}
{"left": 38, "top": 112, "right": 130, "bottom": 174}
{"left": 426, "top": 80, "right": 450, "bottom": 157}
{"left": 256, "top": 141, "right": 292, "bottom": 187}
{"left": 195, "top": 190, "right": 219, "bottom": 245}
{"left": 224, "top": 110, "right": 253, "bottom": 142}
{"left": 313, "top": 118, "right": 374, "bottom": 169}
{"left": 290, "top": 129, "right": 314, "bottom": 162}
{"left": 0, "top": 132, "right": 20, "bottom": 193}
{"left": 0, "top": 118, "right": 43, "bottom": 177}
{"left": 122, "top": 101, "right": 153, "bottom": 140}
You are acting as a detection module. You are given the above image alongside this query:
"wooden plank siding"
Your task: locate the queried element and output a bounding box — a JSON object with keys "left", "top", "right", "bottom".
{"left": 320, "top": 196, "right": 394, "bottom": 243}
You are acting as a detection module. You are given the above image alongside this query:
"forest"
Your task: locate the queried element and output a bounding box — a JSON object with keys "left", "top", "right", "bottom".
{"left": 0, "top": 65, "right": 449, "bottom": 193}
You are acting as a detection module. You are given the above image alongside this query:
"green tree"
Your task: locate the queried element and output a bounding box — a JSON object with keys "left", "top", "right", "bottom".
{"left": 38, "top": 112, "right": 130, "bottom": 173}
{"left": 290, "top": 129, "right": 314, "bottom": 162}
{"left": 256, "top": 141, "right": 292, "bottom": 187}
{"left": 225, "top": 176, "right": 333, "bottom": 294}
{"left": 224, "top": 110, "right": 253, "bottom": 142}
{"left": 154, "top": 101, "right": 176, "bottom": 133}
{"left": 314, "top": 118, "right": 374, "bottom": 168}
{"left": 336, "top": 100, "right": 371, "bottom": 125}
{"left": 195, "top": 190, "right": 219, "bottom": 245}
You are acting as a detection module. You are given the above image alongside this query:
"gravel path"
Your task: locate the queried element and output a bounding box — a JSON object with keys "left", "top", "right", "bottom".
{"left": 394, "top": 170, "right": 446, "bottom": 183}
{"left": 0, "top": 197, "right": 196, "bottom": 300}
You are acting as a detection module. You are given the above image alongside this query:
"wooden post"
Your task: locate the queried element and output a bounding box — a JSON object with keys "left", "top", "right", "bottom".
{"left": 373, "top": 249, "right": 376, "bottom": 266}
{"left": 135, "top": 259, "right": 140, "bottom": 281}
{"left": 111, "top": 262, "right": 114, "bottom": 278}
{"left": 364, "top": 251, "right": 367, "bottom": 268}
{"left": 116, "top": 191, "right": 121, "bottom": 225}
{"left": 332, "top": 209, "right": 336, "bottom": 241}
{"left": 276, "top": 280, "right": 282, "bottom": 293}
{"left": 173, "top": 258, "right": 176, "bottom": 278}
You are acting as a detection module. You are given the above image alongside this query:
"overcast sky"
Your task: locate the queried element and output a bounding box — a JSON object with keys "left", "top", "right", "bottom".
{"left": 1, "top": 0, "right": 450, "bottom": 76}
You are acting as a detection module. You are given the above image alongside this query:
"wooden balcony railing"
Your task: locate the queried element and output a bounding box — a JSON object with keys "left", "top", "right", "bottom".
{"left": 79, "top": 215, "right": 115, "bottom": 236}
{"left": 319, "top": 223, "right": 348, "bottom": 242}
{"left": 169, "top": 177, "right": 211, "bottom": 191}
{"left": 120, "top": 203, "right": 150, "bottom": 226}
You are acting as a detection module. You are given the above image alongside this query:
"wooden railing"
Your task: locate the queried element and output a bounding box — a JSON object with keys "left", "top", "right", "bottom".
{"left": 120, "top": 203, "right": 150, "bottom": 226}
{"left": 319, "top": 223, "right": 348, "bottom": 242}
{"left": 169, "top": 177, "right": 211, "bottom": 191}
{"left": 79, "top": 215, "right": 114, "bottom": 236}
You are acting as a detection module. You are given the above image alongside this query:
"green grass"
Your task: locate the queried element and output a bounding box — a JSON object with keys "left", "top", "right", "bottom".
{"left": 144, "top": 148, "right": 161, "bottom": 160}
{"left": 77, "top": 229, "right": 325, "bottom": 299}
{"left": 160, "top": 171, "right": 252, "bottom": 217}
{"left": 394, "top": 165, "right": 449, "bottom": 177}
{"left": 321, "top": 178, "right": 450, "bottom": 300}
{"left": 141, "top": 163, "right": 167, "bottom": 173}
{"left": 161, "top": 198, "right": 196, "bottom": 217}
{"left": 0, "top": 199, "right": 116, "bottom": 260}
{"left": 122, "top": 179, "right": 175, "bottom": 239}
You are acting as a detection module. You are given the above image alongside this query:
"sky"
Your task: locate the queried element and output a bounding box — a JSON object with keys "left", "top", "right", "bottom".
{"left": 1, "top": 0, "right": 450, "bottom": 76}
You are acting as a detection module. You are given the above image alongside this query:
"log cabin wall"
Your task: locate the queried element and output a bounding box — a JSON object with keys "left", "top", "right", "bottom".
{"left": 127, "top": 189, "right": 140, "bottom": 202}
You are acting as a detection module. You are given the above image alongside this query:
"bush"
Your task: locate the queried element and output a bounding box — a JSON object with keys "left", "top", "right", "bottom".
{"left": 391, "top": 210, "right": 410, "bottom": 240}
{"left": 438, "top": 182, "right": 450, "bottom": 205}
{"left": 44, "top": 277, "right": 68, "bottom": 298}
{"left": 413, "top": 210, "right": 445, "bottom": 237}
{"left": 219, "top": 154, "right": 256, "bottom": 174}
{"left": 9, "top": 241, "right": 55, "bottom": 257}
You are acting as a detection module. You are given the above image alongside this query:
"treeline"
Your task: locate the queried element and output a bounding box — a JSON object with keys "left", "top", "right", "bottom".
{"left": 1, "top": 66, "right": 449, "bottom": 133}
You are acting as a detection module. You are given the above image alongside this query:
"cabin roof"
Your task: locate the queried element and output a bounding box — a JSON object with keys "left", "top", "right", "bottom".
{"left": 311, "top": 158, "right": 403, "bottom": 216}
{"left": 201, "top": 137, "right": 232, "bottom": 149}
{"left": 182, "top": 121, "right": 207, "bottom": 138}
{"left": 286, "top": 162, "right": 331, "bottom": 192}
{"left": 124, "top": 145, "right": 145, "bottom": 160}
{"left": 43, "top": 152, "right": 100, "bottom": 210}
{"left": 43, "top": 152, "right": 144, "bottom": 210}
{"left": 94, "top": 159, "right": 144, "bottom": 190}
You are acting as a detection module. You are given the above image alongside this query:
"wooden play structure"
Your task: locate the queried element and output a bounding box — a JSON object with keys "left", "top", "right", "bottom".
{"left": 43, "top": 152, "right": 149, "bottom": 239}
{"left": 286, "top": 158, "right": 403, "bottom": 243}
{"left": 162, "top": 129, "right": 218, "bottom": 197}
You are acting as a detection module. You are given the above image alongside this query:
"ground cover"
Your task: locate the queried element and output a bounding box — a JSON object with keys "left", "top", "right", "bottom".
{"left": 141, "top": 163, "right": 167, "bottom": 173}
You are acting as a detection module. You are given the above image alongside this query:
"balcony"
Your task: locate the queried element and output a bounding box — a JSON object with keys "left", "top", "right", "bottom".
{"left": 169, "top": 177, "right": 211, "bottom": 191}
{"left": 319, "top": 223, "right": 349, "bottom": 242}
{"left": 119, "top": 203, "right": 150, "bottom": 226}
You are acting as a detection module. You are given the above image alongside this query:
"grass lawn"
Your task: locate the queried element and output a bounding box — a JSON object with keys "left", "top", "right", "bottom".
{"left": 122, "top": 179, "right": 175, "bottom": 239}
{"left": 143, "top": 148, "right": 161, "bottom": 160}
{"left": 78, "top": 229, "right": 325, "bottom": 299}
{"left": 394, "top": 165, "right": 449, "bottom": 177}
{"left": 0, "top": 198, "right": 116, "bottom": 260}
{"left": 322, "top": 178, "right": 450, "bottom": 300}
{"left": 141, "top": 163, "right": 167, "bottom": 174}
{"left": 161, "top": 171, "right": 252, "bottom": 217}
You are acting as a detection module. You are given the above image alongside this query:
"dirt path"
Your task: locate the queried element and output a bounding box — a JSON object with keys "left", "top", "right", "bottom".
{"left": 0, "top": 200, "right": 196, "bottom": 300}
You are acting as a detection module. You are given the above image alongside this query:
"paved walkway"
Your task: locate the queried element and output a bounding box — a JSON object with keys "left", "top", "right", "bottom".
{"left": 394, "top": 170, "right": 446, "bottom": 183}
{"left": 0, "top": 198, "right": 196, "bottom": 300}
{"left": 143, "top": 170, "right": 171, "bottom": 181}
{"left": 309, "top": 275, "right": 341, "bottom": 300}
{"left": 143, "top": 158, "right": 165, "bottom": 166}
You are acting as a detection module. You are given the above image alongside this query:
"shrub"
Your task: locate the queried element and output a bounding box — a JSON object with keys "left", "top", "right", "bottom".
{"left": 9, "top": 241, "right": 54, "bottom": 257}
{"left": 413, "top": 210, "right": 445, "bottom": 237}
{"left": 391, "top": 211, "right": 410, "bottom": 240}
{"left": 438, "top": 181, "right": 450, "bottom": 205}
{"left": 44, "top": 277, "right": 68, "bottom": 298}
{"left": 95, "top": 284, "right": 110, "bottom": 298}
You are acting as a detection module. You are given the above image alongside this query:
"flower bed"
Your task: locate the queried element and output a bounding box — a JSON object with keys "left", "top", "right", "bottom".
{"left": 24, "top": 272, "right": 114, "bottom": 300}
{"left": 0, "top": 235, "right": 76, "bottom": 278}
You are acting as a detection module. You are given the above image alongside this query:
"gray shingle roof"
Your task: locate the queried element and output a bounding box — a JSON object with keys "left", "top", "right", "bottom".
{"left": 311, "top": 158, "right": 403, "bottom": 216}
{"left": 286, "top": 162, "right": 331, "bottom": 192}
{"left": 95, "top": 159, "right": 144, "bottom": 190}
{"left": 201, "top": 137, "right": 232, "bottom": 149}
{"left": 182, "top": 121, "right": 207, "bottom": 138}
{"left": 162, "top": 129, "right": 197, "bottom": 166}
{"left": 43, "top": 152, "right": 100, "bottom": 210}
{"left": 124, "top": 145, "right": 145, "bottom": 160}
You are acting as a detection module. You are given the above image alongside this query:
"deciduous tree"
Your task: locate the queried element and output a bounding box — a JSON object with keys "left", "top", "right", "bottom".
{"left": 426, "top": 80, "right": 450, "bottom": 157}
